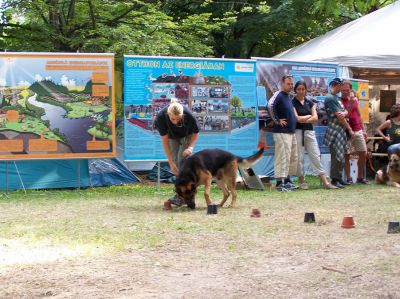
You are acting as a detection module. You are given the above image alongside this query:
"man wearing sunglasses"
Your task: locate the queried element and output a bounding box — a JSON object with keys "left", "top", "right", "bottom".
{"left": 269, "top": 74, "right": 298, "bottom": 191}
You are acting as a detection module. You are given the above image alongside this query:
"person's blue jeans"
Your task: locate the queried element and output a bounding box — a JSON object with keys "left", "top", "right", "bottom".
{"left": 388, "top": 143, "right": 400, "bottom": 154}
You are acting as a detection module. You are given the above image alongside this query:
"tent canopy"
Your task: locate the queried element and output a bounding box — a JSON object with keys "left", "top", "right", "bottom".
{"left": 275, "top": 1, "right": 400, "bottom": 83}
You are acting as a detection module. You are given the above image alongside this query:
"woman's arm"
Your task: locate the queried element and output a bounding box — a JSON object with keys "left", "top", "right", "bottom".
{"left": 183, "top": 132, "right": 199, "bottom": 157}
{"left": 293, "top": 107, "right": 312, "bottom": 123}
{"left": 376, "top": 120, "right": 391, "bottom": 142}
{"left": 305, "top": 105, "right": 318, "bottom": 124}
{"left": 161, "top": 134, "right": 178, "bottom": 175}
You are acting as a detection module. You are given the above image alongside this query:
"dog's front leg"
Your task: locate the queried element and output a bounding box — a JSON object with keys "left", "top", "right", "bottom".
{"left": 390, "top": 181, "right": 400, "bottom": 188}
{"left": 216, "top": 180, "right": 230, "bottom": 207}
{"left": 204, "top": 179, "right": 212, "bottom": 206}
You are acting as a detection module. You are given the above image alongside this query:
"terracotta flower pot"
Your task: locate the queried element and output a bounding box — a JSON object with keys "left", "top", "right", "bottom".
{"left": 163, "top": 201, "right": 172, "bottom": 211}
{"left": 341, "top": 215, "right": 355, "bottom": 228}
{"left": 251, "top": 208, "right": 261, "bottom": 218}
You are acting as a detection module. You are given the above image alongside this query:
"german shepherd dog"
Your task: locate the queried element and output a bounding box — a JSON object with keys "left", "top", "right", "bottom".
{"left": 375, "top": 153, "right": 400, "bottom": 188}
{"left": 174, "top": 148, "right": 264, "bottom": 209}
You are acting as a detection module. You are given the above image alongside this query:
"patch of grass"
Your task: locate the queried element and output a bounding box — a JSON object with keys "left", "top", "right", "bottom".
{"left": 1, "top": 180, "right": 399, "bottom": 256}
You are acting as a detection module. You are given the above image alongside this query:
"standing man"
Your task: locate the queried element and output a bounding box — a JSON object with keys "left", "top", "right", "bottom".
{"left": 269, "top": 75, "right": 298, "bottom": 191}
{"left": 340, "top": 80, "right": 369, "bottom": 184}
{"left": 154, "top": 99, "right": 200, "bottom": 205}
{"left": 324, "top": 78, "right": 354, "bottom": 188}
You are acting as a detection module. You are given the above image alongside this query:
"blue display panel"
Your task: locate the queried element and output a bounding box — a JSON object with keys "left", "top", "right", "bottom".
{"left": 124, "top": 56, "right": 258, "bottom": 161}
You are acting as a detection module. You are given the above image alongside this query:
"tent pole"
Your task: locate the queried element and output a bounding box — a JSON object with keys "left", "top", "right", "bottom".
{"left": 77, "top": 160, "right": 81, "bottom": 191}
{"left": 2, "top": 161, "right": 10, "bottom": 198}
{"left": 13, "top": 161, "right": 26, "bottom": 194}
{"left": 157, "top": 161, "right": 160, "bottom": 193}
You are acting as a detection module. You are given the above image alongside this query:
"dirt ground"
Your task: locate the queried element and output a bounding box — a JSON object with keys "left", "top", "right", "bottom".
{"left": 0, "top": 185, "right": 400, "bottom": 298}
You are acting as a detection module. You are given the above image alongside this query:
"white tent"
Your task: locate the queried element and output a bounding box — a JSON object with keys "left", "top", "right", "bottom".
{"left": 275, "top": 1, "right": 400, "bottom": 84}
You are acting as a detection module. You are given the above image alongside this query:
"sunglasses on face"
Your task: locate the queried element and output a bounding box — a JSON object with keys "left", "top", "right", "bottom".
{"left": 281, "top": 74, "right": 293, "bottom": 81}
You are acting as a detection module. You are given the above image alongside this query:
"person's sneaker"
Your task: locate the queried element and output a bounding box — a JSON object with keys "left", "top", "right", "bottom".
{"left": 168, "top": 195, "right": 184, "bottom": 206}
{"left": 284, "top": 182, "right": 299, "bottom": 190}
{"left": 299, "top": 183, "right": 309, "bottom": 190}
{"left": 275, "top": 185, "right": 291, "bottom": 192}
{"left": 356, "top": 178, "right": 369, "bottom": 184}
{"left": 346, "top": 178, "right": 354, "bottom": 184}
{"left": 331, "top": 180, "right": 345, "bottom": 188}
{"left": 338, "top": 179, "right": 351, "bottom": 186}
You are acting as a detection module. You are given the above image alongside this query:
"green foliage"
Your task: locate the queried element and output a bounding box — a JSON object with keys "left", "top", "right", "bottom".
{"left": 206, "top": 76, "right": 228, "bottom": 85}
{"left": 25, "top": 100, "right": 45, "bottom": 117}
{"left": 0, "top": 0, "right": 396, "bottom": 79}
{"left": 0, "top": 0, "right": 223, "bottom": 58}
{"left": 312, "top": 0, "right": 395, "bottom": 16}
{"left": 230, "top": 96, "right": 242, "bottom": 110}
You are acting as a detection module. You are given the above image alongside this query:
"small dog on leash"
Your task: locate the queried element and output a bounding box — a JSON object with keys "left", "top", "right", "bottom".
{"left": 375, "top": 153, "right": 400, "bottom": 188}
{"left": 174, "top": 148, "right": 264, "bottom": 209}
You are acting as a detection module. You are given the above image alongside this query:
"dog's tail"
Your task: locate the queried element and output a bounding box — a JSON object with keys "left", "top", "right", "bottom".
{"left": 237, "top": 148, "right": 264, "bottom": 169}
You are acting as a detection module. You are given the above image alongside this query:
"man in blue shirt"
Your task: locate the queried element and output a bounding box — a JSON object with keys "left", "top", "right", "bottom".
{"left": 269, "top": 75, "right": 298, "bottom": 191}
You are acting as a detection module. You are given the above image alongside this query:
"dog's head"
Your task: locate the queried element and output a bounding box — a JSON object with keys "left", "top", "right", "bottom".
{"left": 174, "top": 176, "right": 197, "bottom": 209}
{"left": 389, "top": 153, "right": 400, "bottom": 171}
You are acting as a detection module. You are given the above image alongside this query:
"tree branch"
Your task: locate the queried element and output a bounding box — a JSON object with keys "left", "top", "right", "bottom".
{"left": 67, "top": 0, "right": 76, "bottom": 24}
{"left": 106, "top": 3, "right": 144, "bottom": 26}
{"left": 0, "top": 23, "right": 27, "bottom": 28}
{"left": 87, "top": 0, "right": 96, "bottom": 29}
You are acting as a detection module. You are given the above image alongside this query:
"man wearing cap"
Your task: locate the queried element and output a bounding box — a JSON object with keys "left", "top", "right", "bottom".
{"left": 269, "top": 75, "right": 298, "bottom": 191}
{"left": 324, "top": 78, "right": 354, "bottom": 188}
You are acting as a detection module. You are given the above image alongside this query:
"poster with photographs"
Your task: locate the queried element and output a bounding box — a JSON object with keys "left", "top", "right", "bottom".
{"left": 124, "top": 56, "right": 258, "bottom": 161}
{"left": 0, "top": 53, "right": 115, "bottom": 160}
{"left": 254, "top": 58, "right": 339, "bottom": 154}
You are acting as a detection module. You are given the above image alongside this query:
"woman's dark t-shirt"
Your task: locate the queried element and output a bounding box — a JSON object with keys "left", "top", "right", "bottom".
{"left": 154, "top": 106, "right": 200, "bottom": 139}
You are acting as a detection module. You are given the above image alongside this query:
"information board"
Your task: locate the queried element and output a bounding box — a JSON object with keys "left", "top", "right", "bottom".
{"left": 0, "top": 53, "right": 116, "bottom": 160}
{"left": 124, "top": 56, "right": 258, "bottom": 161}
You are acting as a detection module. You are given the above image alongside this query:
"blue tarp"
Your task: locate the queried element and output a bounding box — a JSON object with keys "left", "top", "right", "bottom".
{"left": 0, "top": 158, "right": 139, "bottom": 191}
{"left": 89, "top": 158, "right": 139, "bottom": 187}
{"left": 253, "top": 155, "right": 274, "bottom": 178}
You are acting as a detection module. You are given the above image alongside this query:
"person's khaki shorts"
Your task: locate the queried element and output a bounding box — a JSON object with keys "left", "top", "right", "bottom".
{"left": 347, "top": 130, "right": 367, "bottom": 153}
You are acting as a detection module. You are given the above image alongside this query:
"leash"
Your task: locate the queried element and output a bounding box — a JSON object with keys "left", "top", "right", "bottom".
{"left": 366, "top": 149, "right": 377, "bottom": 174}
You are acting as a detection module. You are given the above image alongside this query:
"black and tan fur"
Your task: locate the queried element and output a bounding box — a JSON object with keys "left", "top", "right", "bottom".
{"left": 375, "top": 153, "right": 400, "bottom": 188}
{"left": 175, "top": 148, "right": 264, "bottom": 208}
